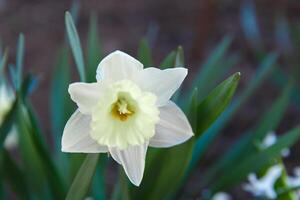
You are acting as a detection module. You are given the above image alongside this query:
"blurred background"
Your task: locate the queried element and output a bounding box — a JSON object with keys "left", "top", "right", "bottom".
{"left": 1, "top": 0, "right": 300, "bottom": 199}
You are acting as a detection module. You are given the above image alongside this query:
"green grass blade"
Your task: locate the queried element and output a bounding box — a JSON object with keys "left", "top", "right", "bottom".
{"left": 198, "top": 53, "right": 240, "bottom": 99}
{"left": 65, "top": 11, "right": 86, "bottom": 82}
{"left": 0, "top": 100, "right": 18, "bottom": 149}
{"left": 66, "top": 154, "right": 99, "bottom": 200}
{"left": 172, "top": 46, "right": 185, "bottom": 102}
{"left": 50, "top": 47, "right": 71, "bottom": 151}
{"left": 192, "top": 36, "right": 233, "bottom": 93}
{"left": 16, "top": 34, "right": 25, "bottom": 89}
{"left": 92, "top": 157, "right": 107, "bottom": 200}
{"left": 201, "top": 83, "right": 292, "bottom": 187}
{"left": 138, "top": 38, "right": 153, "bottom": 67}
{"left": 18, "top": 102, "right": 66, "bottom": 199}
{"left": 0, "top": 149, "right": 30, "bottom": 199}
{"left": 160, "top": 50, "right": 176, "bottom": 69}
{"left": 275, "top": 162, "right": 297, "bottom": 200}
{"left": 69, "top": 0, "right": 80, "bottom": 24}
{"left": 190, "top": 53, "right": 278, "bottom": 170}
{"left": 87, "top": 13, "right": 102, "bottom": 82}
{"left": 240, "top": 0, "right": 261, "bottom": 47}
{"left": 189, "top": 88, "right": 198, "bottom": 129}
{"left": 0, "top": 49, "right": 8, "bottom": 74}
{"left": 174, "top": 46, "right": 184, "bottom": 67}
{"left": 211, "top": 126, "right": 300, "bottom": 194}
{"left": 131, "top": 139, "right": 195, "bottom": 200}
{"left": 119, "top": 168, "right": 130, "bottom": 200}
{"left": 195, "top": 72, "right": 240, "bottom": 137}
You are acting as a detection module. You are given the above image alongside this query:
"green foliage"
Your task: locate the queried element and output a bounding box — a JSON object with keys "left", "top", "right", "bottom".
{"left": 87, "top": 13, "right": 102, "bottom": 82}
{"left": 51, "top": 47, "right": 71, "bottom": 151}
{"left": 0, "top": 150, "right": 30, "bottom": 199}
{"left": 65, "top": 11, "right": 86, "bottom": 82}
{"left": 195, "top": 72, "right": 240, "bottom": 137}
{"left": 137, "top": 38, "right": 153, "bottom": 67}
{"left": 199, "top": 83, "right": 292, "bottom": 195}
{"left": 275, "top": 162, "right": 297, "bottom": 200}
{"left": 0, "top": 49, "right": 7, "bottom": 75}
{"left": 211, "top": 126, "right": 300, "bottom": 194}
{"left": 189, "top": 53, "right": 278, "bottom": 172}
{"left": 66, "top": 154, "right": 99, "bottom": 200}
{"left": 1, "top": 5, "right": 300, "bottom": 200}
{"left": 16, "top": 34, "right": 25, "bottom": 86}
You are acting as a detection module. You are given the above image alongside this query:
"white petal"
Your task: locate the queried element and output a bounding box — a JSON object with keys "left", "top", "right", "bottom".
{"left": 4, "top": 127, "right": 18, "bottom": 150}
{"left": 136, "top": 67, "right": 187, "bottom": 106}
{"left": 68, "top": 82, "right": 102, "bottom": 115}
{"left": 96, "top": 50, "right": 143, "bottom": 83}
{"left": 149, "top": 101, "right": 193, "bottom": 148}
{"left": 109, "top": 142, "right": 148, "bottom": 186}
{"left": 62, "top": 110, "right": 108, "bottom": 153}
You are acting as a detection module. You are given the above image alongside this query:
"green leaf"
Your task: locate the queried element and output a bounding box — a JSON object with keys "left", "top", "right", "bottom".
{"left": 137, "top": 38, "right": 153, "bottom": 67}
{"left": 174, "top": 46, "right": 184, "bottom": 67}
{"left": 0, "top": 100, "right": 18, "bottom": 149}
{"left": 195, "top": 72, "right": 240, "bottom": 137}
{"left": 172, "top": 47, "right": 185, "bottom": 102}
{"left": 275, "top": 162, "right": 297, "bottom": 200}
{"left": 92, "top": 156, "right": 107, "bottom": 200}
{"left": 0, "top": 48, "right": 8, "bottom": 74}
{"left": 131, "top": 139, "right": 195, "bottom": 200}
{"left": 51, "top": 47, "right": 71, "bottom": 151}
{"left": 66, "top": 154, "right": 99, "bottom": 200}
{"left": 119, "top": 168, "right": 130, "bottom": 200}
{"left": 12, "top": 76, "right": 66, "bottom": 199}
{"left": 201, "top": 83, "right": 292, "bottom": 188}
{"left": 277, "top": 184, "right": 300, "bottom": 199}
{"left": 16, "top": 33, "right": 25, "bottom": 89}
{"left": 65, "top": 11, "right": 86, "bottom": 82}
{"left": 87, "top": 13, "right": 102, "bottom": 82}
{"left": 17, "top": 102, "right": 66, "bottom": 199}
{"left": 160, "top": 50, "right": 176, "bottom": 69}
{"left": 211, "top": 126, "right": 300, "bottom": 194}
{"left": 189, "top": 53, "right": 278, "bottom": 171}
{"left": 17, "top": 105, "right": 48, "bottom": 196}
{"left": 0, "top": 75, "right": 37, "bottom": 150}
{"left": 233, "top": 52, "right": 278, "bottom": 109}
{"left": 188, "top": 87, "right": 198, "bottom": 129}
{"left": 240, "top": 0, "right": 262, "bottom": 47}
{"left": 69, "top": 0, "right": 80, "bottom": 24}
{"left": 192, "top": 36, "right": 233, "bottom": 93}
{"left": 0, "top": 149, "right": 30, "bottom": 199}
{"left": 252, "top": 83, "right": 292, "bottom": 142}
{"left": 196, "top": 53, "right": 240, "bottom": 99}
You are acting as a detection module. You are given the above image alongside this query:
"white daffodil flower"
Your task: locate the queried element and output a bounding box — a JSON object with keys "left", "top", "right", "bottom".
{"left": 0, "top": 84, "right": 14, "bottom": 125}
{"left": 211, "top": 192, "right": 232, "bottom": 200}
{"left": 243, "top": 165, "right": 282, "bottom": 199}
{"left": 62, "top": 50, "right": 194, "bottom": 186}
{"left": 0, "top": 83, "right": 18, "bottom": 150}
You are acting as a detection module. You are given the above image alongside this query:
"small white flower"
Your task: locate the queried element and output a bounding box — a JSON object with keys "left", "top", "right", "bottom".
{"left": 0, "top": 84, "right": 18, "bottom": 149}
{"left": 262, "top": 132, "right": 290, "bottom": 157}
{"left": 262, "top": 132, "right": 277, "bottom": 148}
{"left": 61, "top": 50, "right": 194, "bottom": 186}
{"left": 243, "top": 165, "right": 282, "bottom": 199}
{"left": 287, "top": 167, "right": 300, "bottom": 198}
{"left": 211, "top": 192, "right": 231, "bottom": 200}
{"left": 0, "top": 84, "right": 14, "bottom": 125}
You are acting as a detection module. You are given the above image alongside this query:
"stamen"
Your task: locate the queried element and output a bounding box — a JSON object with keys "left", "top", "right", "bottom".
{"left": 111, "top": 97, "right": 134, "bottom": 121}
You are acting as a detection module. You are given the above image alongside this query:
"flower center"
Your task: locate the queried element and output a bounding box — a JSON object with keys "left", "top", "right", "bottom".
{"left": 111, "top": 94, "right": 135, "bottom": 121}
{"left": 90, "top": 80, "right": 159, "bottom": 149}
